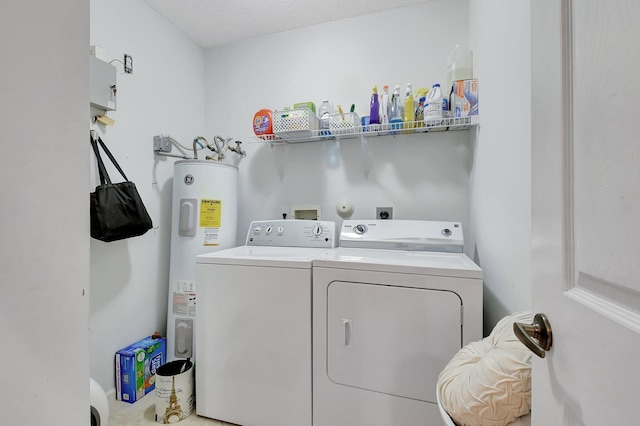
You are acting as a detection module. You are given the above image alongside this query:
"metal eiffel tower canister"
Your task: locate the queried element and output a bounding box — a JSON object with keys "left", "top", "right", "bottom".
{"left": 155, "top": 360, "right": 195, "bottom": 423}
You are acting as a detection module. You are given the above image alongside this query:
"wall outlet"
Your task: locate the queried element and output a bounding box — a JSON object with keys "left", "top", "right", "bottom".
{"left": 376, "top": 207, "right": 393, "bottom": 220}
{"left": 124, "top": 54, "right": 133, "bottom": 74}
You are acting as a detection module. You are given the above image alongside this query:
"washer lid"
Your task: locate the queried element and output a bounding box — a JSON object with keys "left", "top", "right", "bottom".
{"left": 313, "top": 247, "right": 482, "bottom": 279}
{"left": 196, "top": 245, "right": 332, "bottom": 268}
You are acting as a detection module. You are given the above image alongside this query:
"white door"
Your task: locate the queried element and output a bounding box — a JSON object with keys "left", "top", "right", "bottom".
{"left": 531, "top": 0, "right": 640, "bottom": 424}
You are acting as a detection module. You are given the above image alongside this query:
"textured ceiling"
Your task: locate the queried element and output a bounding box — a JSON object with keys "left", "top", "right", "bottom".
{"left": 143, "top": 0, "right": 432, "bottom": 48}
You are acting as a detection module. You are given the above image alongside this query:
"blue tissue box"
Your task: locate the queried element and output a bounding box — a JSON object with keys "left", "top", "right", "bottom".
{"left": 115, "top": 336, "right": 166, "bottom": 403}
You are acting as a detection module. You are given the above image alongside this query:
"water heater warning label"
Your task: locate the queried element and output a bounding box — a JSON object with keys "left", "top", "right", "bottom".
{"left": 172, "top": 280, "right": 196, "bottom": 316}
{"left": 199, "top": 199, "right": 221, "bottom": 227}
{"left": 203, "top": 227, "right": 220, "bottom": 246}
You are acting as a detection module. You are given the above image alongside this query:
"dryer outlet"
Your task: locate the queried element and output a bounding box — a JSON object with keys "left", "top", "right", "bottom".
{"left": 376, "top": 207, "right": 393, "bottom": 220}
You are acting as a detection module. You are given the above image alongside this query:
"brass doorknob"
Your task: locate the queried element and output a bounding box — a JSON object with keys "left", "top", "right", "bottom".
{"left": 513, "top": 313, "right": 553, "bottom": 358}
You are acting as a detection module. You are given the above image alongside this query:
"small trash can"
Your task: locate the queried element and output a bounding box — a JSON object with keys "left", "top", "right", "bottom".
{"left": 154, "top": 359, "right": 194, "bottom": 424}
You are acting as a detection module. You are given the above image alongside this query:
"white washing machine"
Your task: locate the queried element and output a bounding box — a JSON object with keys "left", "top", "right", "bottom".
{"left": 195, "top": 219, "right": 336, "bottom": 426}
{"left": 312, "top": 220, "right": 483, "bottom": 426}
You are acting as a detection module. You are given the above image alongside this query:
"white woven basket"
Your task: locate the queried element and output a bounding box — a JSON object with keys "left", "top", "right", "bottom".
{"left": 272, "top": 108, "right": 319, "bottom": 139}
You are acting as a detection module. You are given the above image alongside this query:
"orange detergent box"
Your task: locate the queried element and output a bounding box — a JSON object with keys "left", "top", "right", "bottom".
{"left": 452, "top": 79, "right": 479, "bottom": 117}
{"left": 115, "top": 335, "right": 166, "bottom": 403}
{"left": 253, "top": 109, "right": 273, "bottom": 136}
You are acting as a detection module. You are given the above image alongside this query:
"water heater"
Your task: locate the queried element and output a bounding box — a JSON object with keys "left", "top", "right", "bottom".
{"left": 167, "top": 160, "right": 238, "bottom": 361}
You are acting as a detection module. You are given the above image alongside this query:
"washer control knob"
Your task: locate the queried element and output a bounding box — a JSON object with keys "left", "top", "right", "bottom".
{"left": 441, "top": 228, "right": 452, "bottom": 237}
{"left": 277, "top": 226, "right": 285, "bottom": 235}
{"left": 354, "top": 224, "right": 367, "bottom": 235}
{"left": 253, "top": 226, "right": 262, "bottom": 235}
{"left": 312, "top": 225, "right": 323, "bottom": 236}
{"left": 265, "top": 226, "right": 273, "bottom": 235}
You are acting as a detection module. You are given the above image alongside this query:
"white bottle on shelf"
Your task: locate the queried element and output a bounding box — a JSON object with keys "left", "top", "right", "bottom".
{"left": 319, "top": 99, "right": 332, "bottom": 136}
{"left": 446, "top": 44, "right": 473, "bottom": 92}
{"left": 424, "top": 83, "right": 443, "bottom": 126}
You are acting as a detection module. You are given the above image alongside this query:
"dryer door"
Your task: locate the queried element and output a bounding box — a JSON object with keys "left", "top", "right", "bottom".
{"left": 326, "top": 281, "right": 462, "bottom": 403}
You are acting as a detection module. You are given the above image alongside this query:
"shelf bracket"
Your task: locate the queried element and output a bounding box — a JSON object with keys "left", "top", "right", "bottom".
{"left": 268, "top": 142, "right": 287, "bottom": 182}
{"left": 359, "top": 133, "right": 372, "bottom": 179}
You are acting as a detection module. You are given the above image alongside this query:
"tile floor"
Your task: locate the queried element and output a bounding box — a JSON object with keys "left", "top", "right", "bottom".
{"left": 108, "top": 395, "right": 234, "bottom": 426}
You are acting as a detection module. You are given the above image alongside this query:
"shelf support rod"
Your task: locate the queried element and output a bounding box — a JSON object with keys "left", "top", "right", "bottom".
{"left": 359, "top": 133, "right": 372, "bottom": 179}
{"left": 268, "top": 142, "right": 286, "bottom": 182}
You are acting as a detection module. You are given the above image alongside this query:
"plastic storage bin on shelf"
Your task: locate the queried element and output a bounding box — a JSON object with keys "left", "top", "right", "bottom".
{"left": 330, "top": 112, "right": 361, "bottom": 135}
{"left": 272, "top": 108, "right": 319, "bottom": 140}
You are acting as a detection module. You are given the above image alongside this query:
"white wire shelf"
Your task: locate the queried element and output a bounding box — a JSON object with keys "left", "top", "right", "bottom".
{"left": 253, "top": 115, "right": 479, "bottom": 144}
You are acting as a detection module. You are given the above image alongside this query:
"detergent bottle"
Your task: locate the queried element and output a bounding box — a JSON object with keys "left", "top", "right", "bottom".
{"left": 424, "top": 84, "right": 443, "bottom": 126}
{"left": 369, "top": 85, "right": 380, "bottom": 125}
{"left": 414, "top": 88, "right": 428, "bottom": 127}
{"left": 446, "top": 44, "right": 473, "bottom": 93}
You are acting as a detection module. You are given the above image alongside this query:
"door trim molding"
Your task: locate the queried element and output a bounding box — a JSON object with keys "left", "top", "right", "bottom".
{"left": 562, "top": 0, "right": 575, "bottom": 291}
{"left": 566, "top": 287, "right": 640, "bottom": 333}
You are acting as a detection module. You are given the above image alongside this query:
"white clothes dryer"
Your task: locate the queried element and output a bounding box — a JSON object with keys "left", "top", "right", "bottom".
{"left": 195, "top": 219, "right": 336, "bottom": 426}
{"left": 312, "top": 220, "right": 483, "bottom": 426}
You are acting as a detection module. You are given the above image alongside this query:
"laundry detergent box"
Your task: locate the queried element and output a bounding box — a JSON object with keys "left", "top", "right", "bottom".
{"left": 115, "top": 335, "right": 166, "bottom": 403}
{"left": 452, "top": 78, "right": 479, "bottom": 117}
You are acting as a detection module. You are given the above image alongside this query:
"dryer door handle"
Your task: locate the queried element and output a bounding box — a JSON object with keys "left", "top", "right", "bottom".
{"left": 342, "top": 319, "right": 352, "bottom": 346}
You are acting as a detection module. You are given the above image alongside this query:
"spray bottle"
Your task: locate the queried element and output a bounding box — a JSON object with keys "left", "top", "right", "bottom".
{"left": 415, "top": 96, "right": 426, "bottom": 127}
{"left": 403, "top": 83, "right": 415, "bottom": 129}
{"left": 389, "top": 85, "right": 403, "bottom": 131}
{"left": 380, "top": 85, "right": 390, "bottom": 125}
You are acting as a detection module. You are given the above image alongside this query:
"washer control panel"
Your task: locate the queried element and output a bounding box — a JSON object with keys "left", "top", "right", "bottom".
{"left": 340, "top": 220, "right": 464, "bottom": 253}
{"left": 246, "top": 220, "right": 336, "bottom": 248}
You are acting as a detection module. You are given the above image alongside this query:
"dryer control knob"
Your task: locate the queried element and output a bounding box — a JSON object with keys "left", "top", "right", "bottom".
{"left": 354, "top": 224, "right": 367, "bottom": 235}
{"left": 277, "top": 226, "right": 284, "bottom": 235}
{"left": 253, "top": 226, "right": 262, "bottom": 235}
{"left": 265, "top": 226, "right": 273, "bottom": 235}
{"left": 441, "top": 228, "right": 452, "bottom": 237}
{"left": 312, "top": 225, "right": 323, "bottom": 236}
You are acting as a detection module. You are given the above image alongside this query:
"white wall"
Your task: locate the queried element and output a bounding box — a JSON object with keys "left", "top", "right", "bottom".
{"left": 0, "top": 1, "right": 90, "bottom": 423}
{"left": 468, "top": 0, "right": 532, "bottom": 333}
{"left": 84, "top": 0, "right": 533, "bottom": 397}
{"left": 203, "top": 0, "right": 534, "bottom": 334}
{"left": 204, "top": 1, "right": 475, "bottom": 252}
{"left": 89, "top": 0, "right": 205, "bottom": 392}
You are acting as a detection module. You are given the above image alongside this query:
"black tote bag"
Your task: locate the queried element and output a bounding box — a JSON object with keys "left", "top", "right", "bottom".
{"left": 90, "top": 134, "right": 153, "bottom": 242}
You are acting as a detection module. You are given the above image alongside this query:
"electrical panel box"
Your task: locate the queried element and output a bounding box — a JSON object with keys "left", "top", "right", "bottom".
{"left": 90, "top": 55, "right": 117, "bottom": 111}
